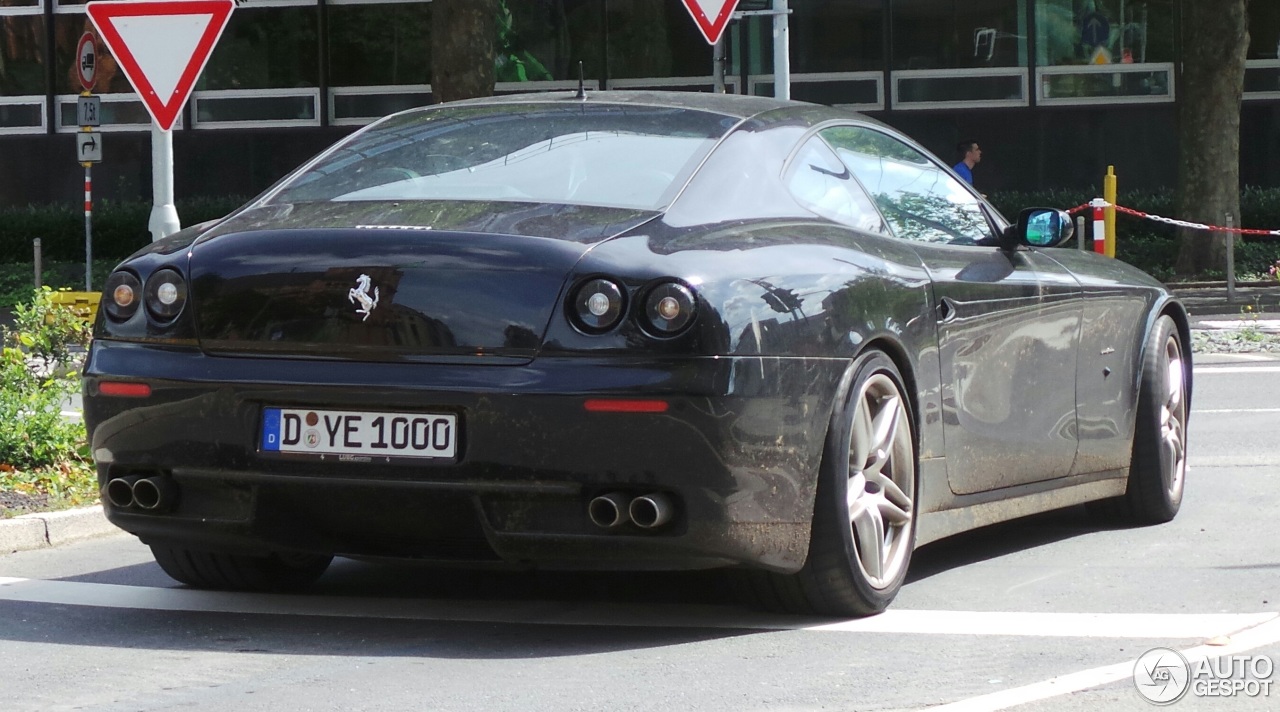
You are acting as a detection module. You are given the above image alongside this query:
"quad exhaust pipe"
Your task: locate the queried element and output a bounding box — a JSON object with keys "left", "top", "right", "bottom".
{"left": 103, "top": 475, "right": 176, "bottom": 511}
{"left": 587, "top": 491, "right": 675, "bottom": 531}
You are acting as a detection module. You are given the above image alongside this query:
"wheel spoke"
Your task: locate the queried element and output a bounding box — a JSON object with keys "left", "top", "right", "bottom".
{"left": 1163, "top": 418, "right": 1184, "bottom": 465}
{"left": 849, "top": 496, "right": 886, "bottom": 582}
{"left": 875, "top": 494, "right": 912, "bottom": 526}
{"left": 850, "top": 395, "right": 875, "bottom": 471}
{"left": 867, "top": 471, "right": 912, "bottom": 512}
{"left": 1166, "top": 356, "right": 1183, "bottom": 413}
{"left": 870, "top": 395, "right": 903, "bottom": 460}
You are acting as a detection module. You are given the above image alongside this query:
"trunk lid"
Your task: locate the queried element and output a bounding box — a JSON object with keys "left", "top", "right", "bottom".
{"left": 189, "top": 201, "right": 655, "bottom": 362}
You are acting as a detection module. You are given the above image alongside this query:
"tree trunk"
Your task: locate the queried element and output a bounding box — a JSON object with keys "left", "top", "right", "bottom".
{"left": 431, "top": 0, "right": 497, "bottom": 104}
{"left": 1173, "top": 0, "right": 1249, "bottom": 277}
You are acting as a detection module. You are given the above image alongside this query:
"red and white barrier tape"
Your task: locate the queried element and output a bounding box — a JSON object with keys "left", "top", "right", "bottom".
{"left": 1065, "top": 201, "right": 1280, "bottom": 236}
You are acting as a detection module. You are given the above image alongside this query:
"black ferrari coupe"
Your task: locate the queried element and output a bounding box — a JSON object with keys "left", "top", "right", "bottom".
{"left": 83, "top": 91, "right": 1190, "bottom": 616}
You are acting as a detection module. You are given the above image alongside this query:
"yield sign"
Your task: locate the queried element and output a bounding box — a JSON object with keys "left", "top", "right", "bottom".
{"left": 681, "top": 0, "right": 741, "bottom": 46}
{"left": 85, "top": 0, "right": 235, "bottom": 131}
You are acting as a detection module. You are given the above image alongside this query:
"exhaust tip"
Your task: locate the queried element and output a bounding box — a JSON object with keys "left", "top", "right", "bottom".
{"left": 629, "top": 493, "right": 674, "bottom": 530}
{"left": 103, "top": 476, "right": 139, "bottom": 509}
{"left": 131, "top": 476, "right": 176, "bottom": 511}
{"left": 588, "top": 492, "right": 631, "bottom": 530}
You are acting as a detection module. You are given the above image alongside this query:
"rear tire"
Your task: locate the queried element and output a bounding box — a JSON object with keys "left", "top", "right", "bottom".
{"left": 739, "top": 350, "right": 917, "bottom": 616}
{"left": 1090, "top": 315, "right": 1188, "bottom": 525}
{"left": 151, "top": 545, "right": 332, "bottom": 592}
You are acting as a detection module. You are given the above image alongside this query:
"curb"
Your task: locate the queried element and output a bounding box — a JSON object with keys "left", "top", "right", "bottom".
{"left": 0, "top": 505, "right": 118, "bottom": 555}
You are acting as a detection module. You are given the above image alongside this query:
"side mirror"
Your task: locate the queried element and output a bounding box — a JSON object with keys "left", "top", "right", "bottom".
{"left": 1015, "top": 208, "right": 1074, "bottom": 248}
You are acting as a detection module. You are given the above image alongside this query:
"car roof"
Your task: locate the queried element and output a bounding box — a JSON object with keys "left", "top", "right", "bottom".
{"left": 432, "top": 89, "right": 841, "bottom": 124}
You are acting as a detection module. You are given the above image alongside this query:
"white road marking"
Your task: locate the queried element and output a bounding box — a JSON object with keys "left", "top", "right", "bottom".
{"left": 0, "top": 577, "right": 1273, "bottom": 640}
{"left": 922, "top": 615, "right": 1280, "bottom": 712}
{"left": 1193, "top": 408, "right": 1280, "bottom": 414}
{"left": 1198, "top": 320, "right": 1280, "bottom": 330}
{"left": 1194, "top": 366, "right": 1280, "bottom": 374}
{"left": 1202, "top": 353, "right": 1278, "bottom": 362}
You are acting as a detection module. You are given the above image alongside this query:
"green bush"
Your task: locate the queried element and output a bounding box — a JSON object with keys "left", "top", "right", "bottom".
{"left": 990, "top": 187, "right": 1280, "bottom": 280}
{"left": 0, "top": 196, "right": 247, "bottom": 265}
{"left": 0, "top": 287, "right": 92, "bottom": 471}
{"left": 0, "top": 287, "right": 98, "bottom": 516}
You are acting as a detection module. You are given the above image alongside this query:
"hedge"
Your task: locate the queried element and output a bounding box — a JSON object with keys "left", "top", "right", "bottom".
{"left": 3, "top": 191, "right": 1280, "bottom": 281}
{"left": 0, "top": 197, "right": 248, "bottom": 266}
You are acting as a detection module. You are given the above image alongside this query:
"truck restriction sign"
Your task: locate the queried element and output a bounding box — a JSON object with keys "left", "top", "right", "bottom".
{"left": 77, "top": 33, "right": 97, "bottom": 91}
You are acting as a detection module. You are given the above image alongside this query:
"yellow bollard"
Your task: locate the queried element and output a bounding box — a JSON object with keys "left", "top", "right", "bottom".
{"left": 1103, "top": 166, "right": 1118, "bottom": 258}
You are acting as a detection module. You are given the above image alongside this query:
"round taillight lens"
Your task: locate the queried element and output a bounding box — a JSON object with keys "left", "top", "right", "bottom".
{"left": 103, "top": 271, "right": 142, "bottom": 321}
{"left": 642, "top": 282, "right": 697, "bottom": 335}
{"left": 144, "top": 268, "right": 188, "bottom": 322}
{"left": 570, "top": 278, "right": 625, "bottom": 333}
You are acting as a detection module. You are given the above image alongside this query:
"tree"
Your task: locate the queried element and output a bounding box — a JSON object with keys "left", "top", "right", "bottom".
{"left": 430, "top": 0, "right": 497, "bottom": 104}
{"left": 1174, "top": 0, "right": 1249, "bottom": 277}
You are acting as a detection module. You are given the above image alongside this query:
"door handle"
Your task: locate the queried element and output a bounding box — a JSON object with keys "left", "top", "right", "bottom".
{"left": 936, "top": 297, "right": 958, "bottom": 323}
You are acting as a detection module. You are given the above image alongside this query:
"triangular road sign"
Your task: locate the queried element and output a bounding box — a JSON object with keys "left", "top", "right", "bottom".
{"left": 86, "top": 0, "right": 235, "bottom": 131}
{"left": 681, "top": 0, "right": 741, "bottom": 46}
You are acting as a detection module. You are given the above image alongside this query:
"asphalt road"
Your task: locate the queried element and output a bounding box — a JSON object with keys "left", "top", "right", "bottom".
{"left": 2, "top": 354, "right": 1279, "bottom": 712}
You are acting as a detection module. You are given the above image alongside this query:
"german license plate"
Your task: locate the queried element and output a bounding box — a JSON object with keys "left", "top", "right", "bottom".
{"left": 260, "top": 407, "right": 457, "bottom": 460}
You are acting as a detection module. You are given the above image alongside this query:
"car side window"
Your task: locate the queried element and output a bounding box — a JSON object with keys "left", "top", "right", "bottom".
{"left": 820, "top": 126, "right": 994, "bottom": 246}
{"left": 783, "top": 136, "right": 888, "bottom": 235}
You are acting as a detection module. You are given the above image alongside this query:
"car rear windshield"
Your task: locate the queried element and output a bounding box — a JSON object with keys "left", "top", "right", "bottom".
{"left": 267, "top": 103, "right": 735, "bottom": 211}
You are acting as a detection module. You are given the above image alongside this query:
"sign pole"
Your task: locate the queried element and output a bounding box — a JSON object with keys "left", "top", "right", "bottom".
{"left": 76, "top": 33, "right": 99, "bottom": 291}
{"left": 149, "top": 126, "right": 180, "bottom": 241}
{"left": 713, "top": 34, "right": 726, "bottom": 93}
{"left": 84, "top": 166, "right": 93, "bottom": 290}
{"left": 772, "top": 0, "right": 790, "bottom": 100}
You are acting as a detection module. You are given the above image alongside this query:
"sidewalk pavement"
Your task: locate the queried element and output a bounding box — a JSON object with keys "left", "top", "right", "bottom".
{"left": 0, "top": 506, "right": 118, "bottom": 554}
{"left": 1174, "top": 283, "right": 1280, "bottom": 333}
{"left": 2, "top": 282, "right": 1278, "bottom": 557}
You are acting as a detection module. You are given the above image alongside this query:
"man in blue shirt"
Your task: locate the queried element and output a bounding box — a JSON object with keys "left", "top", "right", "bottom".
{"left": 953, "top": 140, "right": 982, "bottom": 186}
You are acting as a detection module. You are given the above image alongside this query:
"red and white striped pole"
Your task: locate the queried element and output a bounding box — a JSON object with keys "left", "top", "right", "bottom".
{"left": 1090, "top": 198, "right": 1108, "bottom": 255}
{"left": 84, "top": 166, "right": 93, "bottom": 290}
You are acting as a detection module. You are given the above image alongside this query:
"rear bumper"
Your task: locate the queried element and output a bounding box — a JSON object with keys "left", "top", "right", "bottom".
{"left": 83, "top": 340, "right": 847, "bottom": 573}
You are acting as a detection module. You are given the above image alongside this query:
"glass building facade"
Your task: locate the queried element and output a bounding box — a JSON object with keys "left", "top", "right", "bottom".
{"left": 1, "top": 0, "right": 1278, "bottom": 206}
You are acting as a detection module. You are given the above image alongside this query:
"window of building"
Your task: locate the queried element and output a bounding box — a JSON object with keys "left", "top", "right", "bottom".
{"left": 327, "top": 2, "right": 431, "bottom": 88}
{"left": 1, "top": 7, "right": 46, "bottom": 133}
{"left": 749, "top": 0, "right": 884, "bottom": 110}
{"left": 891, "top": 0, "right": 1029, "bottom": 108}
{"left": 326, "top": 0, "right": 432, "bottom": 124}
{"left": 605, "top": 0, "right": 713, "bottom": 85}
{"left": 1246, "top": 1, "right": 1280, "bottom": 99}
{"left": 499, "top": 0, "right": 601, "bottom": 83}
{"left": 1034, "top": 0, "right": 1175, "bottom": 104}
{"left": 1, "top": 14, "right": 47, "bottom": 96}
{"left": 194, "top": 2, "right": 321, "bottom": 127}
{"left": 822, "top": 126, "right": 993, "bottom": 245}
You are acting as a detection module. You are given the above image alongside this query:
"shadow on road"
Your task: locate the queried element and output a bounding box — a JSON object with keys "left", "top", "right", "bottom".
{"left": 906, "top": 504, "right": 1102, "bottom": 584}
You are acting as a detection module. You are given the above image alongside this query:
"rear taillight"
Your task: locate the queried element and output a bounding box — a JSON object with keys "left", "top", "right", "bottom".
{"left": 103, "top": 271, "right": 142, "bottom": 321}
{"left": 144, "top": 268, "right": 188, "bottom": 322}
{"left": 641, "top": 281, "right": 697, "bottom": 336}
{"left": 570, "top": 278, "right": 626, "bottom": 333}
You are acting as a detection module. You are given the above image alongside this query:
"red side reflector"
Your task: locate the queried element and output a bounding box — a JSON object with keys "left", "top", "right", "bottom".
{"left": 583, "top": 399, "right": 669, "bottom": 413}
{"left": 98, "top": 381, "right": 152, "bottom": 398}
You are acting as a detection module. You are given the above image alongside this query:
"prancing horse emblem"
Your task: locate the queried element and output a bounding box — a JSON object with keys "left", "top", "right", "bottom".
{"left": 348, "top": 274, "right": 380, "bottom": 321}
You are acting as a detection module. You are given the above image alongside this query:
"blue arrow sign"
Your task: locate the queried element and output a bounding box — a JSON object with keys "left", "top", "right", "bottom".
{"left": 1080, "top": 12, "right": 1110, "bottom": 47}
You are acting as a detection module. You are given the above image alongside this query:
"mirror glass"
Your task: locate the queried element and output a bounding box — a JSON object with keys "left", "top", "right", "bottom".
{"left": 1025, "top": 209, "right": 1068, "bottom": 247}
